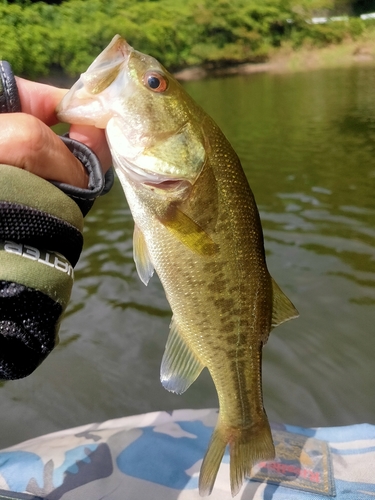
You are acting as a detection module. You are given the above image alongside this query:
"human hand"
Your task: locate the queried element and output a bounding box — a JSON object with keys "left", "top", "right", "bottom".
{"left": 0, "top": 73, "right": 114, "bottom": 380}
{"left": 0, "top": 77, "right": 112, "bottom": 189}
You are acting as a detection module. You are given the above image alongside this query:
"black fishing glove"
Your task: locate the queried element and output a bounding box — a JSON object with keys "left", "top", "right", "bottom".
{"left": 0, "top": 61, "right": 113, "bottom": 380}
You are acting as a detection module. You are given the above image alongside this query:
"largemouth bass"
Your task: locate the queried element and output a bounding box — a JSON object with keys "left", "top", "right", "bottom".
{"left": 57, "top": 35, "right": 298, "bottom": 496}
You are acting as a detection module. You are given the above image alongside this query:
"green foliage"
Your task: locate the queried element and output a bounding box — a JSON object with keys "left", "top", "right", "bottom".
{"left": 0, "top": 0, "right": 373, "bottom": 77}
{"left": 0, "top": 3, "right": 58, "bottom": 75}
{"left": 290, "top": 14, "right": 365, "bottom": 48}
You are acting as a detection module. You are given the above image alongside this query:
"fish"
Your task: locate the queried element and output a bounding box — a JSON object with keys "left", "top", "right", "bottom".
{"left": 57, "top": 34, "right": 299, "bottom": 497}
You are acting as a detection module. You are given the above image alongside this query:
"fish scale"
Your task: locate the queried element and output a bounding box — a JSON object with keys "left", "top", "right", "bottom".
{"left": 56, "top": 34, "right": 299, "bottom": 497}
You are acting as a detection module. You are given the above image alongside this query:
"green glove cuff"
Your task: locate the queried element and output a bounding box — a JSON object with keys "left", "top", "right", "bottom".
{"left": 0, "top": 166, "right": 84, "bottom": 379}
{"left": 0, "top": 165, "right": 79, "bottom": 310}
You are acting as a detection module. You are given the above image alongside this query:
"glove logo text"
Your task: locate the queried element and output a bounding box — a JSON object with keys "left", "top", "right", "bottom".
{"left": 0, "top": 240, "right": 74, "bottom": 277}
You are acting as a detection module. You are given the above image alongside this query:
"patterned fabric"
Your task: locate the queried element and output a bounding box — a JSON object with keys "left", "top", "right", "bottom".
{"left": 0, "top": 409, "right": 374, "bottom": 499}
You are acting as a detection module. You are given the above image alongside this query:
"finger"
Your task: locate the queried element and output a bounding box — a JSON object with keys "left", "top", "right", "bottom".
{"left": 16, "top": 78, "right": 113, "bottom": 172}
{"left": 0, "top": 113, "right": 88, "bottom": 188}
{"left": 15, "top": 77, "right": 67, "bottom": 126}
{"left": 69, "top": 124, "right": 112, "bottom": 173}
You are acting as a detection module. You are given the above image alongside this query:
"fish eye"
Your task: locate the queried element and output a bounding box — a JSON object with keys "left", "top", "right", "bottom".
{"left": 144, "top": 71, "right": 168, "bottom": 93}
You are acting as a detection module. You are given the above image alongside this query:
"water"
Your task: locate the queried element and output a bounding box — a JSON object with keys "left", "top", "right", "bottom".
{"left": 1, "top": 64, "right": 375, "bottom": 449}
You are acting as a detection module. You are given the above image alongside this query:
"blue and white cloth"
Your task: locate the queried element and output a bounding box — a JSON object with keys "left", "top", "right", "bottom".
{"left": 0, "top": 409, "right": 374, "bottom": 499}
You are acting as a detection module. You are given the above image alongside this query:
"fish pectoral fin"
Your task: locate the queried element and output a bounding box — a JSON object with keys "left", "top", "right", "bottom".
{"left": 133, "top": 224, "right": 154, "bottom": 285}
{"left": 271, "top": 278, "right": 299, "bottom": 329}
{"left": 160, "top": 316, "right": 204, "bottom": 394}
{"left": 162, "top": 207, "right": 218, "bottom": 256}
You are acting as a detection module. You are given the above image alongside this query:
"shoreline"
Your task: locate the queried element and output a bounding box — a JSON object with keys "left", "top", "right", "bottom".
{"left": 40, "top": 37, "right": 375, "bottom": 87}
{"left": 174, "top": 38, "right": 375, "bottom": 81}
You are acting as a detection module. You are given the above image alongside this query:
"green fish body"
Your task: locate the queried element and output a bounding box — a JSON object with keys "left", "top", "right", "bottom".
{"left": 57, "top": 35, "right": 298, "bottom": 496}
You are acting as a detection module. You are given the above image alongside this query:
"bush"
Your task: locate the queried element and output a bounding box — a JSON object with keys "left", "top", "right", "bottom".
{"left": 0, "top": 0, "right": 373, "bottom": 77}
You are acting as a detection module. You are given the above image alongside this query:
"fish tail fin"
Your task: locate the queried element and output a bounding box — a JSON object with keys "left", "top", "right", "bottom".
{"left": 229, "top": 417, "right": 275, "bottom": 497}
{"left": 199, "top": 423, "right": 227, "bottom": 497}
{"left": 199, "top": 416, "right": 275, "bottom": 497}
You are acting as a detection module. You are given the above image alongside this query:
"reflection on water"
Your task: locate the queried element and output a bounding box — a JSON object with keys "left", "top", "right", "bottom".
{"left": 1, "top": 65, "right": 375, "bottom": 448}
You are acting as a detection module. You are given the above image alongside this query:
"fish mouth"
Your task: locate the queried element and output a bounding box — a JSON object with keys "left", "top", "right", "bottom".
{"left": 144, "top": 179, "right": 191, "bottom": 191}
{"left": 117, "top": 154, "right": 193, "bottom": 193}
{"left": 57, "top": 35, "right": 132, "bottom": 126}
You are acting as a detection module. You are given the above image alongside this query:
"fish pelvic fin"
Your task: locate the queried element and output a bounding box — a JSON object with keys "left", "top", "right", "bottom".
{"left": 271, "top": 278, "right": 299, "bottom": 329}
{"left": 199, "top": 416, "right": 275, "bottom": 497}
{"left": 133, "top": 224, "right": 154, "bottom": 285}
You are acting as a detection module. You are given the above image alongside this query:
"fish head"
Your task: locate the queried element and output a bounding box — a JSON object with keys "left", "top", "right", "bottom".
{"left": 57, "top": 35, "right": 207, "bottom": 201}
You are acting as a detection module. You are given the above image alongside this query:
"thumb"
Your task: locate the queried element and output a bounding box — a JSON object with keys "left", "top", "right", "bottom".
{"left": 0, "top": 113, "right": 89, "bottom": 188}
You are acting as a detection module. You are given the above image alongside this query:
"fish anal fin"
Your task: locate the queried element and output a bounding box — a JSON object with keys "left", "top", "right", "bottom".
{"left": 271, "top": 278, "right": 299, "bottom": 329}
{"left": 162, "top": 207, "right": 218, "bottom": 256}
{"left": 133, "top": 224, "right": 154, "bottom": 285}
{"left": 160, "top": 316, "right": 204, "bottom": 394}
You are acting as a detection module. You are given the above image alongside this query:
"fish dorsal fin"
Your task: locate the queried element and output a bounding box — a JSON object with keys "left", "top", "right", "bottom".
{"left": 160, "top": 316, "right": 205, "bottom": 394}
{"left": 162, "top": 207, "right": 218, "bottom": 256}
{"left": 271, "top": 278, "right": 299, "bottom": 329}
{"left": 133, "top": 224, "right": 154, "bottom": 285}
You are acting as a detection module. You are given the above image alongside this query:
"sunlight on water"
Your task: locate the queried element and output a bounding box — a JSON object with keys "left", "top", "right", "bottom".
{"left": 0, "top": 65, "right": 374, "bottom": 447}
